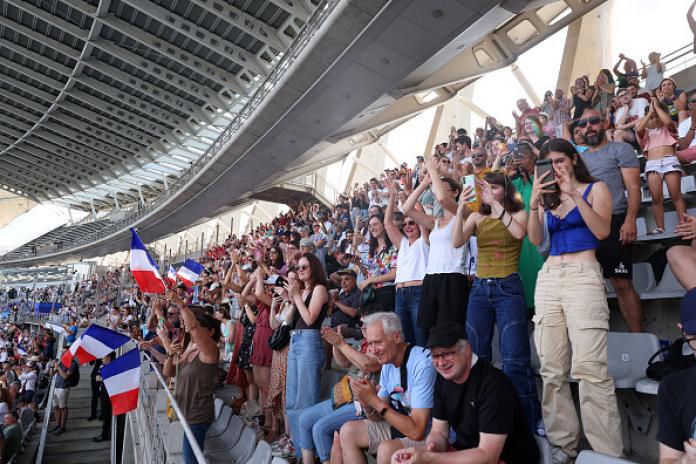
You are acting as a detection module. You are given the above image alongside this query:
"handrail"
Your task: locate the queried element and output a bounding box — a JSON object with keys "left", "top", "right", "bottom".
{"left": 143, "top": 353, "right": 207, "bottom": 464}
{"left": 35, "top": 330, "right": 65, "bottom": 464}
{"left": 0, "top": 0, "right": 339, "bottom": 265}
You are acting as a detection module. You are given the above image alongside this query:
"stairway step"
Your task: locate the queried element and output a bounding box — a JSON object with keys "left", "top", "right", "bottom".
{"left": 45, "top": 436, "right": 111, "bottom": 453}
{"left": 44, "top": 448, "right": 110, "bottom": 464}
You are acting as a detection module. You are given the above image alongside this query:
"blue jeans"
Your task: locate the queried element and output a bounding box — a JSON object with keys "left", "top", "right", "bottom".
{"left": 395, "top": 286, "right": 428, "bottom": 346}
{"left": 286, "top": 330, "right": 325, "bottom": 456}
{"left": 298, "top": 400, "right": 360, "bottom": 461}
{"left": 466, "top": 273, "right": 541, "bottom": 429}
{"left": 183, "top": 422, "right": 210, "bottom": 464}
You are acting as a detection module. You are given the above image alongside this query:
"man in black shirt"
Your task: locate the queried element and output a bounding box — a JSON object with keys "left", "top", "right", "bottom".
{"left": 392, "top": 323, "right": 539, "bottom": 464}
{"left": 657, "top": 288, "right": 696, "bottom": 463}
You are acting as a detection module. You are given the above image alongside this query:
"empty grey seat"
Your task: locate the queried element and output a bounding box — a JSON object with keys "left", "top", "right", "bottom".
{"left": 207, "top": 407, "right": 233, "bottom": 439}
{"left": 635, "top": 378, "right": 659, "bottom": 395}
{"left": 246, "top": 440, "right": 272, "bottom": 464}
{"left": 207, "top": 415, "right": 245, "bottom": 452}
{"left": 607, "top": 332, "right": 661, "bottom": 389}
{"left": 214, "top": 397, "right": 224, "bottom": 420}
{"left": 166, "top": 422, "right": 185, "bottom": 463}
{"left": 576, "top": 450, "right": 637, "bottom": 463}
{"left": 206, "top": 426, "right": 257, "bottom": 464}
{"left": 642, "top": 264, "right": 686, "bottom": 299}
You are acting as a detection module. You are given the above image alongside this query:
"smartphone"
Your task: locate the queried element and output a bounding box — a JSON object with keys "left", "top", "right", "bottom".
{"left": 461, "top": 175, "right": 477, "bottom": 204}
{"left": 535, "top": 159, "right": 559, "bottom": 191}
{"left": 171, "top": 328, "right": 180, "bottom": 342}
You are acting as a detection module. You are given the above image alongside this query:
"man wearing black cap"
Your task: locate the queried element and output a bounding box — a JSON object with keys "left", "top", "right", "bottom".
{"left": 657, "top": 288, "right": 696, "bottom": 463}
{"left": 393, "top": 323, "right": 539, "bottom": 464}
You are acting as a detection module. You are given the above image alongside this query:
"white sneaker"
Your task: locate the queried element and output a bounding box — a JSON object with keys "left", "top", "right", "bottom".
{"left": 551, "top": 447, "right": 574, "bottom": 464}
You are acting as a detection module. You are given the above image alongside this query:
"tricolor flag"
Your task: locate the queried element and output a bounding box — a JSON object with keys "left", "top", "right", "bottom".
{"left": 61, "top": 324, "right": 130, "bottom": 367}
{"left": 130, "top": 228, "right": 165, "bottom": 294}
{"left": 177, "top": 259, "right": 204, "bottom": 288}
{"left": 101, "top": 348, "right": 140, "bottom": 415}
{"left": 166, "top": 266, "right": 177, "bottom": 286}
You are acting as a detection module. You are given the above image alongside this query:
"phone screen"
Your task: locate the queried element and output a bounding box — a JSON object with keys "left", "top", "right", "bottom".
{"left": 461, "top": 175, "right": 477, "bottom": 204}
{"left": 535, "top": 160, "right": 558, "bottom": 191}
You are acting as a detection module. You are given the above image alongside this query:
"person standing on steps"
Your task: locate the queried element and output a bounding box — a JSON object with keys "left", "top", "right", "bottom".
{"left": 87, "top": 359, "right": 102, "bottom": 422}
{"left": 51, "top": 353, "right": 79, "bottom": 435}
{"left": 92, "top": 353, "right": 115, "bottom": 443}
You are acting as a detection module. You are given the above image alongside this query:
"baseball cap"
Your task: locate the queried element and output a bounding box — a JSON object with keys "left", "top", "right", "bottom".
{"left": 336, "top": 268, "right": 357, "bottom": 278}
{"left": 680, "top": 288, "right": 696, "bottom": 335}
{"left": 427, "top": 322, "right": 467, "bottom": 348}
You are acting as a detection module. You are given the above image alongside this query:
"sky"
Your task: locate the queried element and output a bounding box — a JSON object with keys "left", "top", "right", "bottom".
{"left": 1, "top": 0, "right": 695, "bottom": 254}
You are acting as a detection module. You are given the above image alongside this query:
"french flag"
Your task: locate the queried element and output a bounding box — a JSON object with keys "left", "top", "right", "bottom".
{"left": 130, "top": 228, "right": 165, "bottom": 294}
{"left": 101, "top": 348, "right": 141, "bottom": 415}
{"left": 177, "top": 259, "right": 204, "bottom": 288}
{"left": 166, "top": 266, "right": 177, "bottom": 286}
{"left": 61, "top": 325, "right": 130, "bottom": 367}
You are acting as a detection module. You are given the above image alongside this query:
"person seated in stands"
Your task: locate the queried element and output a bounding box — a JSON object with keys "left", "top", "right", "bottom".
{"left": 338, "top": 312, "right": 435, "bottom": 464}
{"left": 657, "top": 289, "right": 696, "bottom": 464}
{"left": 2, "top": 412, "right": 21, "bottom": 462}
{"left": 391, "top": 323, "right": 539, "bottom": 464}
{"left": 636, "top": 98, "right": 687, "bottom": 234}
{"left": 297, "top": 307, "right": 381, "bottom": 464}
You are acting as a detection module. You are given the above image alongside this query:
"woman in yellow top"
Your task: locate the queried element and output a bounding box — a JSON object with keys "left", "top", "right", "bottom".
{"left": 453, "top": 171, "right": 542, "bottom": 435}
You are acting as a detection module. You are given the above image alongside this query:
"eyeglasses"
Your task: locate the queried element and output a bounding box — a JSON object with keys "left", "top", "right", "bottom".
{"left": 430, "top": 350, "right": 457, "bottom": 363}
{"left": 403, "top": 221, "right": 416, "bottom": 226}
{"left": 298, "top": 264, "right": 310, "bottom": 271}
{"left": 577, "top": 116, "right": 602, "bottom": 128}
{"left": 689, "top": 99, "right": 696, "bottom": 104}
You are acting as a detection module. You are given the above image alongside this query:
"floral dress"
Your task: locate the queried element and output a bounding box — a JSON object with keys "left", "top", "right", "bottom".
{"left": 236, "top": 307, "right": 256, "bottom": 371}
{"left": 366, "top": 245, "right": 397, "bottom": 288}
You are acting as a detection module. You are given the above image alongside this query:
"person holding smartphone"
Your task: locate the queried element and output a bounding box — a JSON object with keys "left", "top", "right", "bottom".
{"left": 527, "top": 139, "right": 622, "bottom": 462}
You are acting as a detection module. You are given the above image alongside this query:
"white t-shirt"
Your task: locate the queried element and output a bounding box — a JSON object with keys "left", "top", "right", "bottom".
{"left": 615, "top": 98, "right": 649, "bottom": 127}
{"left": 395, "top": 236, "right": 429, "bottom": 283}
{"left": 678, "top": 117, "right": 696, "bottom": 148}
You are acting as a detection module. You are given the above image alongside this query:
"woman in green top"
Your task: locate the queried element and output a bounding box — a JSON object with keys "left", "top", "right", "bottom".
{"left": 453, "top": 171, "right": 542, "bottom": 434}
{"left": 510, "top": 142, "right": 546, "bottom": 311}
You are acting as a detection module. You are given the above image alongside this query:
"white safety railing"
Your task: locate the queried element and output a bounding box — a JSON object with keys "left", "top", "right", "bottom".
{"left": 34, "top": 329, "right": 65, "bottom": 464}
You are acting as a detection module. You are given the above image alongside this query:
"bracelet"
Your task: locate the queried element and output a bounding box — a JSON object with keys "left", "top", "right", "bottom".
{"left": 530, "top": 206, "right": 539, "bottom": 211}
{"left": 497, "top": 210, "right": 505, "bottom": 220}
{"left": 505, "top": 216, "right": 513, "bottom": 228}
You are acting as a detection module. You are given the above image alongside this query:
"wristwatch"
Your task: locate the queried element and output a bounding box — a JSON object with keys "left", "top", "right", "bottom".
{"left": 379, "top": 405, "right": 389, "bottom": 417}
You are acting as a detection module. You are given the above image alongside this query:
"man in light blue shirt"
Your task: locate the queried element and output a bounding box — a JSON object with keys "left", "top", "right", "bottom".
{"left": 339, "top": 312, "right": 435, "bottom": 464}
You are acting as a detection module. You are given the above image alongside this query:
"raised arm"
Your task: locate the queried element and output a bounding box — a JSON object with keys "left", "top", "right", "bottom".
{"left": 452, "top": 189, "right": 477, "bottom": 248}
{"left": 557, "top": 168, "right": 611, "bottom": 240}
{"left": 286, "top": 281, "right": 328, "bottom": 327}
{"left": 427, "top": 157, "right": 459, "bottom": 215}
{"left": 384, "top": 181, "right": 405, "bottom": 249}
{"left": 402, "top": 175, "right": 435, "bottom": 230}
{"left": 168, "top": 293, "right": 219, "bottom": 363}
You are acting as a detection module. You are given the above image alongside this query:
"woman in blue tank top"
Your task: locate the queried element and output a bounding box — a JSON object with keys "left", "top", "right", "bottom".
{"left": 526, "top": 139, "right": 624, "bottom": 460}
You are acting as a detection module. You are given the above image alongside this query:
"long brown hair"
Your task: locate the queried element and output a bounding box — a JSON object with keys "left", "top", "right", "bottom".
{"left": 539, "top": 138, "right": 596, "bottom": 210}
{"left": 479, "top": 171, "right": 524, "bottom": 215}
{"left": 299, "top": 253, "right": 328, "bottom": 289}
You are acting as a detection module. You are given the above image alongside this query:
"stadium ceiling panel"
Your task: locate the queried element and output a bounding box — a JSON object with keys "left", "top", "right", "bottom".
{"left": 0, "top": 0, "right": 318, "bottom": 210}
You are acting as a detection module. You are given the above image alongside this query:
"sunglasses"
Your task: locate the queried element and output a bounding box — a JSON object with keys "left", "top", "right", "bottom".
{"left": 403, "top": 221, "right": 416, "bottom": 226}
{"left": 298, "top": 264, "right": 310, "bottom": 271}
{"left": 689, "top": 99, "right": 696, "bottom": 104}
{"left": 577, "top": 116, "right": 601, "bottom": 128}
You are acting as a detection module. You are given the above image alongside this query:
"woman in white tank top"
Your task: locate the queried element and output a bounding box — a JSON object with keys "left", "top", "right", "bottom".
{"left": 383, "top": 180, "right": 429, "bottom": 346}
{"left": 403, "top": 157, "right": 470, "bottom": 331}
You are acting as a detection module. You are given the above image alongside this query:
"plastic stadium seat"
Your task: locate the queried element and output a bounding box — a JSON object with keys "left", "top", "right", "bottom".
{"left": 635, "top": 378, "right": 659, "bottom": 395}
{"left": 245, "top": 440, "right": 273, "bottom": 464}
{"left": 642, "top": 264, "right": 686, "bottom": 299}
{"left": 607, "top": 332, "right": 661, "bottom": 389}
{"left": 271, "top": 458, "right": 290, "bottom": 464}
{"left": 576, "top": 450, "right": 637, "bottom": 463}
{"left": 214, "top": 384, "right": 243, "bottom": 404}
{"left": 206, "top": 406, "right": 234, "bottom": 439}
{"left": 206, "top": 425, "right": 257, "bottom": 464}
{"left": 535, "top": 436, "right": 552, "bottom": 464}
{"left": 156, "top": 389, "right": 168, "bottom": 413}
{"left": 214, "top": 397, "right": 224, "bottom": 420}
{"left": 207, "top": 415, "right": 245, "bottom": 452}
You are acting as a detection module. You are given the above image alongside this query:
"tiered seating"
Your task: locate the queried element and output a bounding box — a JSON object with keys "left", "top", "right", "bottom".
{"left": 606, "top": 263, "right": 684, "bottom": 300}
{"left": 1, "top": 219, "right": 114, "bottom": 259}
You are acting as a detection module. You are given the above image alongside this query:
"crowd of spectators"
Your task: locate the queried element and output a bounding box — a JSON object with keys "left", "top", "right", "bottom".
{"left": 4, "top": 45, "right": 696, "bottom": 464}
{"left": 124, "top": 48, "right": 696, "bottom": 464}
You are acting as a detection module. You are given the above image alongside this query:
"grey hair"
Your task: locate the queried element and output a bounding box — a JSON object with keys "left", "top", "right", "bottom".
{"left": 455, "top": 339, "right": 469, "bottom": 351}
{"left": 363, "top": 312, "right": 403, "bottom": 338}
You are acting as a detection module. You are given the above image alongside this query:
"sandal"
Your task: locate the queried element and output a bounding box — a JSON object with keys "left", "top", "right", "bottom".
{"left": 647, "top": 228, "right": 665, "bottom": 235}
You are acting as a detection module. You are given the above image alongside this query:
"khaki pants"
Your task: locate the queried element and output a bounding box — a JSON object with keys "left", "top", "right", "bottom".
{"left": 533, "top": 262, "right": 623, "bottom": 457}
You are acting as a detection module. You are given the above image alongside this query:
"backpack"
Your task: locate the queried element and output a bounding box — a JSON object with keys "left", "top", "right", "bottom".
{"left": 67, "top": 362, "right": 80, "bottom": 387}
{"left": 646, "top": 338, "right": 696, "bottom": 381}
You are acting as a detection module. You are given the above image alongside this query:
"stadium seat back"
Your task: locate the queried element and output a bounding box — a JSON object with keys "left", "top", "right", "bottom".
{"left": 230, "top": 426, "right": 257, "bottom": 463}
{"left": 207, "top": 406, "right": 233, "bottom": 438}
{"left": 631, "top": 263, "right": 656, "bottom": 294}
{"left": 246, "top": 440, "right": 273, "bottom": 464}
{"left": 166, "top": 422, "right": 185, "bottom": 456}
{"left": 607, "top": 332, "right": 660, "bottom": 389}
{"left": 214, "top": 397, "right": 224, "bottom": 420}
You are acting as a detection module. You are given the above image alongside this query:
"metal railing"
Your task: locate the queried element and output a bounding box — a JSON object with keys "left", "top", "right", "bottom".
{"left": 0, "top": 0, "right": 340, "bottom": 265}
{"left": 121, "top": 352, "right": 207, "bottom": 464}
{"left": 286, "top": 172, "right": 339, "bottom": 204}
{"left": 35, "top": 329, "right": 65, "bottom": 464}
